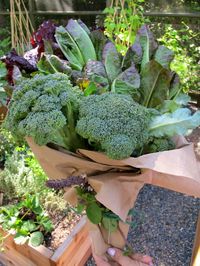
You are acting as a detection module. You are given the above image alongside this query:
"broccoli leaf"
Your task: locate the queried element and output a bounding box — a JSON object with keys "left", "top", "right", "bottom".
{"left": 140, "top": 60, "right": 171, "bottom": 108}
{"left": 149, "top": 108, "right": 200, "bottom": 137}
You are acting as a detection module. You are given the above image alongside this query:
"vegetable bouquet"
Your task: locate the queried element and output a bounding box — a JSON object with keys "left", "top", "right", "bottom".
{"left": 2, "top": 19, "right": 200, "bottom": 256}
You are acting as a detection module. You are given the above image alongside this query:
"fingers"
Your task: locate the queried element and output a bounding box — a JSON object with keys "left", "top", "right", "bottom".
{"left": 93, "top": 253, "right": 111, "bottom": 266}
{"left": 131, "top": 253, "right": 153, "bottom": 265}
{"left": 107, "top": 248, "right": 153, "bottom": 266}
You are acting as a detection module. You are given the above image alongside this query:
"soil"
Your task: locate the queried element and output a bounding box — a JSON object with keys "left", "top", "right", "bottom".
{"left": 46, "top": 209, "right": 82, "bottom": 251}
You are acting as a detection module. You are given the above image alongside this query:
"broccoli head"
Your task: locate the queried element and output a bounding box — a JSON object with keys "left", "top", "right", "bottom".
{"left": 5, "top": 73, "right": 85, "bottom": 151}
{"left": 76, "top": 93, "right": 151, "bottom": 159}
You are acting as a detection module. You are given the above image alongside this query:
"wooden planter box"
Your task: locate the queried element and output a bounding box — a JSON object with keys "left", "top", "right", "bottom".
{"left": 0, "top": 216, "right": 91, "bottom": 266}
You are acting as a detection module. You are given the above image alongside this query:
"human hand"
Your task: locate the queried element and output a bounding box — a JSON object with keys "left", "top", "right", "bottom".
{"left": 93, "top": 247, "right": 153, "bottom": 266}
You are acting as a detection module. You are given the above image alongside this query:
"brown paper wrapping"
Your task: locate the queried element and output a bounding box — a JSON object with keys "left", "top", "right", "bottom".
{"left": 27, "top": 137, "right": 200, "bottom": 256}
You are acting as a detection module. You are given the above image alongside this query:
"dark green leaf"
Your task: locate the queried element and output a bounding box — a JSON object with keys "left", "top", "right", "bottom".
{"left": 90, "top": 30, "right": 108, "bottom": 61}
{"left": 30, "top": 231, "right": 44, "bottom": 247}
{"left": 102, "top": 42, "right": 122, "bottom": 82}
{"left": 140, "top": 60, "right": 171, "bottom": 108}
{"left": 86, "top": 203, "right": 102, "bottom": 224}
{"left": 169, "top": 73, "right": 181, "bottom": 99}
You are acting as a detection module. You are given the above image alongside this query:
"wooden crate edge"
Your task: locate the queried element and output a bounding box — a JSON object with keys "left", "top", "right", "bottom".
{"left": 190, "top": 212, "right": 200, "bottom": 266}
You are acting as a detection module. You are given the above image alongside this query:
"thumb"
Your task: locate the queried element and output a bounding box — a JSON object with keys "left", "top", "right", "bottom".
{"left": 107, "top": 248, "right": 151, "bottom": 266}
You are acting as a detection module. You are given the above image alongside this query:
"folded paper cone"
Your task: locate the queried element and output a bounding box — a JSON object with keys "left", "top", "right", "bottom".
{"left": 26, "top": 136, "right": 200, "bottom": 256}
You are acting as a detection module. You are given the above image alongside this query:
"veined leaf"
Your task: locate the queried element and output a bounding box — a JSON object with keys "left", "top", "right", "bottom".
{"left": 154, "top": 45, "right": 174, "bottom": 69}
{"left": 111, "top": 64, "right": 140, "bottom": 101}
{"left": 149, "top": 108, "right": 200, "bottom": 137}
{"left": 138, "top": 25, "right": 158, "bottom": 69}
{"left": 122, "top": 36, "right": 143, "bottom": 69}
{"left": 55, "top": 26, "right": 84, "bottom": 70}
{"left": 85, "top": 60, "right": 107, "bottom": 78}
{"left": 37, "top": 53, "right": 72, "bottom": 75}
{"left": 90, "top": 29, "right": 108, "bottom": 61}
{"left": 102, "top": 217, "right": 118, "bottom": 233}
{"left": 140, "top": 60, "right": 171, "bottom": 108}
{"left": 77, "top": 19, "right": 90, "bottom": 35}
{"left": 102, "top": 42, "right": 122, "bottom": 82}
{"left": 66, "top": 19, "right": 96, "bottom": 64}
{"left": 30, "top": 231, "right": 44, "bottom": 247}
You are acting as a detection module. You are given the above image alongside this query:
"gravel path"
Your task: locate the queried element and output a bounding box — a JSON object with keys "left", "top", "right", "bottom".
{"left": 86, "top": 185, "right": 200, "bottom": 266}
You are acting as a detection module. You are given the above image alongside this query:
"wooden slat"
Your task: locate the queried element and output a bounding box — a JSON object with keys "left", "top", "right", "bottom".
{"left": 51, "top": 217, "right": 92, "bottom": 266}
{"left": 0, "top": 245, "right": 36, "bottom": 266}
{"left": 14, "top": 242, "right": 53, "bottom": 266}
{"left": 191, "top": 213, "right": 200, "bottom": 266}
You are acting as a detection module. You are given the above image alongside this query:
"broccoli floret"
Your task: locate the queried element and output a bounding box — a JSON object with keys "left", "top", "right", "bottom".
{"left": 144, "top": 137, "right": 175, "bottom": 154}
{"left": 5, "top": 73, "right": 85, "bottom": 151}
{"left": 76, "top": 93, "right": 151, "bottom": 159}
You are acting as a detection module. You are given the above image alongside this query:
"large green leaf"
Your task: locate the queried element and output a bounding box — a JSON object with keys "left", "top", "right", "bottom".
{"left": 86, "top": 203, "right": 102, "bottom": 224}
{"left": 102, "top": 42, "right": 122, "bottom": 82}
{"left": 138, "top": 25, "right": 158, "bottom": 69}
{"left": 140, "top": 60, "right": 171, "bottom": 108}
{"left": 111, "top": 64, "right": 140, "bottom": 101}
{"left": 37, "top": 53, "right": 72, "bottom": 75}
{"left": 55, "top": 26, "right": 84, "bottom": 70}
{"left": 149, "top": 108, "right": 200, "bottom": 137}
{"left": 66, "top": 19, "right": 96, "bottom": 64}
{"left": 154, "top": 45, "right": 174, "bottom": 69}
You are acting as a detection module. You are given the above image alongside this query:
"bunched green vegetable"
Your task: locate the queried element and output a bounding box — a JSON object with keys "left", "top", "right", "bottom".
{"left": 4, "top": 73, "right": 85, "bottom": 151}
{"left": 76, "top": 93, "right": 151, "bottom": 159}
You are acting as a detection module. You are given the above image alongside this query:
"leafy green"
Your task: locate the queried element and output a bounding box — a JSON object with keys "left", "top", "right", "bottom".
{"left": 140, "top": 60, "right": 172, "bottom": 108}
{"left": 154, "top": 45, "right": 174, "bottom": 69}
{"left": 55, "top": 26, "right": 85, "bottom": 70}
{"left": 66, "top": 19, "right": 96, "bottom": 63}
{"left": 102, "top": 42, "right": 122, "bottom": 82}
{"left": 37, "top": 53, "right": 72, "bottom": 75}
{"left": 138, "top": 25, "right": 158, "bottom": 69}
{"left": 149, "top": 108, "right": 200, "bottom": 137}
{"left": 30, "top": 231, "right": 44, "bottom": 247}
{"left": 102, "top": 217, "right": 118, "bottom": 233}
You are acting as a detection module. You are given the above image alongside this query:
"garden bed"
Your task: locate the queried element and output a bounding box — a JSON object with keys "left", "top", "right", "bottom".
{"left": 0, "top": 216, "right": 91, "bottom": 266}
